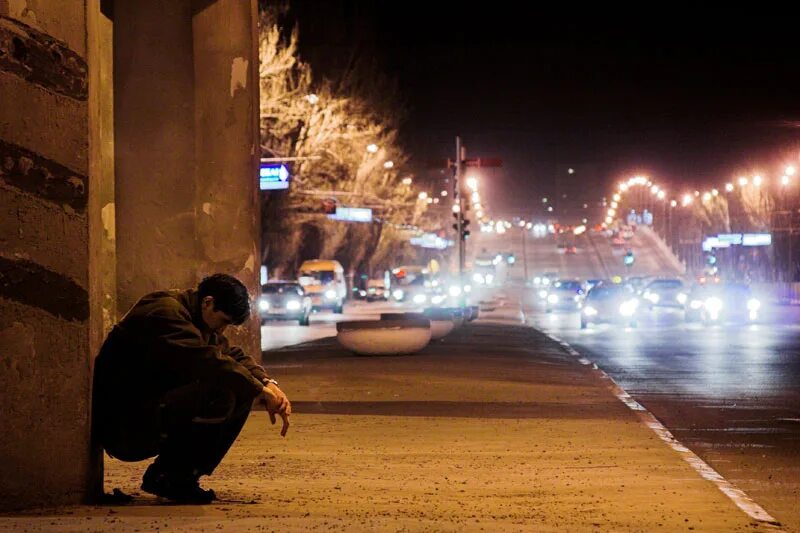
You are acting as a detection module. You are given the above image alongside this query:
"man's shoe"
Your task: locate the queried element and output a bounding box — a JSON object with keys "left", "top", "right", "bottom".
{"left": 141, "top": 464, "right": 216, "bottom": 504}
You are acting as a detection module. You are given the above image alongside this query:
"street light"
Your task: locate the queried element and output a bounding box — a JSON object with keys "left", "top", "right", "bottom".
{"left": 613, "top": 193, "right": 621, "bottom": 202}
{"left": 466, "top": 177, "right": 478, "bottom": 191}
{"left": 440, "top": 190, "right": 448, "bottom": 196}
{"left": 402, "top": 177, "right": 412, "bottom": 186}
{"left": 786, "top": 165, "right": 796, "bottom": 176}
{"left": 738, "top": 176, "right": 748, "bottom": 187}
{"left": 383, "top": 161, "right": 394, "bottom": 169}
{"left": 725, "top": 183, "right": 734, "bottom": 192}
{"left": 670, "top": 200, "right": 678, "bottom": 207}
{"left": 702, "top": 192, "right": 712, "bottom": 203}
{"left": 753, "top": 175, "right": 763, "bottom": 186}
{"left": 657, "top": 190, "right": 666, "bottom": 200}
{"left": 418, "top": 192, "right": 428, "bottom": 200}
{"left": 782, "top": 175, "right": 790, "bottom": 186}
{"left": 367, "top": 143, "right": 379, "bottom": 153}
{"left": 682, "top": 194, "right": 693, "bottom": 206}
{"left": 306, "top": 93, "right": 319, "bottom": 105}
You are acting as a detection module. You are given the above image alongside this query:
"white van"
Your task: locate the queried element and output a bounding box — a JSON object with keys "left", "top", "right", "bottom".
{"left": 298, "top": 259, "right": 346, "bottom": 313}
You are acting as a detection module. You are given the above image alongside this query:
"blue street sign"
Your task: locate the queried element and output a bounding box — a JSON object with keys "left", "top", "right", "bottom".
{"left": 259, "top": 164, "right": 291, "bottom": 190}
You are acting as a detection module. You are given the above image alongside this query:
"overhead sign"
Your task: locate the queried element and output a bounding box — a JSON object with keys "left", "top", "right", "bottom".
{"left": 259, "top": 164, "right": 290, "bottom": 190}
{"left": 742, "top": 233, "right": 772, "bottom": 247}
{"left": 327, "top": 207, "right": 373, "bottom": 223}
{"left": 702, "top": 237, "right": 731, "bottom": 252}
{"left": 717, "top": 233, "right": 743, "bottom": 245}
{"left": 410, "top": 233, "right": 452, "bottom": 250}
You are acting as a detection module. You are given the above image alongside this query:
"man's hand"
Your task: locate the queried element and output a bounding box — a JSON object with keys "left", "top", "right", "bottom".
{"left": 261, "top": 383, "right": 291, "bottom": 437}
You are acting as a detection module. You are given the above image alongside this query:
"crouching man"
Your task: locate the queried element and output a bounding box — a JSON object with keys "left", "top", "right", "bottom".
{"left": 93, "top": 274, "right": 290, "bottom": 504}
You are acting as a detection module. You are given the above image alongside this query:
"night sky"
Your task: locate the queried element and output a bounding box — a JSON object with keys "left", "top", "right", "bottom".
{"left": 286, "top": 2, "right": 800, "bottom": 217}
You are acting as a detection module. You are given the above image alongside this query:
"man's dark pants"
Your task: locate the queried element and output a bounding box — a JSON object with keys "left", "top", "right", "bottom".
{"left": 94, "top": 375, "right": 253, "bottom": 477}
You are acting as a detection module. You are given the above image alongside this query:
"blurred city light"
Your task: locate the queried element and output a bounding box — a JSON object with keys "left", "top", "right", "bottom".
{"left": 367, "top": 143, "right": 379, "bottom": 153}
{"left": 418, "top": 192, "right": 428, "bottom": 200}
{"left": 466, "top": 177, "right": 478, "bottom": 191}
{"left": 452, "top": 204, "right": 460, "bottom": 213}
{"left": 781, "top": 175, "right": 790, "bottom": 186}
{"left": 739, "top": 176, "right": 748, "bottom": 186}
{"left": 786, "top": 165, "right": 796, "bottom": 176}
{"left": 306, "top": 93, "right": 319, "bottom": 105}
{"left": 702, "top": 192, "right": 712, "bottom": 203}
{"left": 682, "top": 194, "right": 693, "bottom": 206}
{"left": 753, "top": 175, "right": 763, "bottom": 186}
{"left": 440, "top": 190, "right": 447, "bottom": 196}
{"left": 670, "top": 199, "right": 678, "bottom": 207}
{"left": 725, "top": 183, "right": 734, "bottom": 192}
{"left": 383, "top": 160, "right": 394, "bottom": 169}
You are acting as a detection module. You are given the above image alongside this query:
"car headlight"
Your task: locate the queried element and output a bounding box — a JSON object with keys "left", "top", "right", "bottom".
{"left": 583, "top": 306, "right": 598, "bottom": 316}
{"left": 573, "top": 294, "right": 581, "bottom": 302}
{"left": 473, "top": 273, "right": 485, "bottom": 284}
{"left": 431, "top": 295, "right": 445, "bottom": 305}
{"left": 644, "top": 292, "right": 660, "bottom": 304}
{"left": 534, "top": 277, "right": 542, "bottom": 285}
{"left": 542, "top": 278, "right": 551, "bottom": 286}
{"left": 325, "top": 290, "right": 337, "bottom": 300}
{"left": 547, "top": 294, "right": 559, "bottom": 304}
{"left": 539, "top": 290, "right": 548, "bottom": 299}
{"left": 619, "top": 299, "right": 639, "bottom": 317}
{"left": 704, "top": 297, "right": 723, "bottom": 313}
{"left": 449, "top": 286, "right": 462, "bottom": 297}
{"left": 747, "top": 298, "right": 761, "bottom": 311}
{"left": 690, "top": 299, "right": 703, "bottom": 310}
{"left": 393, "top": 289, "right": 404, "bottom": 300}
{"left": 413, "top": 293, "right": 427, "bottom": 304}
{"left": 464, "top": 284, "right": 472, "bottom": 293}
{"left": 286, "top": 300, "right": 301, "bottom": 311}
{"left": 258, "top": 299, "right": 269, "bottom": 311}
{"left": 486, "top": 274, "right": 494, "bottom": 283}
{"left": 359, "top": 290, "right": 367, "bottom": 297}
{"left": 677, "top": 293, "right": 687, "bottom": 305}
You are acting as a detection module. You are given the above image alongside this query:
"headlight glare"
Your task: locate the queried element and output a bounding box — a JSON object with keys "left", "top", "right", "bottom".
{"left": 413, "top": 293, "right": 427, "bottom": 304}
{"left": 286, "top": 300, "right": 301, "bottom": 311}
{"left": 325, "top": 290, "right": 337, "bottom": 300}
{"left": 747, "top": 298, "right": 761, "bottom": 311}
{"left": 583, "top": 306, "right": 598, "bottom": 316}
{"left": 258, "top": 299, "right": 269, "bottom": 311}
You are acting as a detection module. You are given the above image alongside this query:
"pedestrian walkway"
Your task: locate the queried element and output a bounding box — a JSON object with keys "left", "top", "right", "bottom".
{"left": 1, "top": 320, "right": 766, "bottom": 531}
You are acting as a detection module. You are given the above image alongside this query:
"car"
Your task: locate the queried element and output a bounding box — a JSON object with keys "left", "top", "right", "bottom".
{"left": 258, "top": 282, "right": 312, "bottom": 326}
{"left": 365, "top": 279, "right": 388, "bottom": 302}
{"left": 581, "top": 283, "right": 640, "bottom": 329}
{"left": 298, "top": 259, "right": 346, "bottom": 313}
{"left": 642, "top": 278, "right": 685, "bottom": 309}
{"left": 533, "top": 271, "right": 559, "bottom": 287}
{"left": 545, "top": 280, "right": 584, "bottom": 312}
{"left": 611, "top": 236, "right": 626, "bottom": 247}
{"left": 684, "top": 282, "right": 761, "bottom": 325}
{"left": 565, "top": 245, "right": 577, "bottom": 255}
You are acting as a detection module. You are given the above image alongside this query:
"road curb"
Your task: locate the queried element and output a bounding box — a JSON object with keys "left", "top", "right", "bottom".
{"left": 543, "top": 331, "right": 782, "bottom": 529}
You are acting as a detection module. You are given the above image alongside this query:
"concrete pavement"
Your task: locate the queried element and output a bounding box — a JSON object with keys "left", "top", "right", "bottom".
{"left": 0, "top": 314, "right": 774, "bottom": 531}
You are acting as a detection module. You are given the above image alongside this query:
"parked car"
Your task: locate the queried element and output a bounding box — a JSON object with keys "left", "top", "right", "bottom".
{"left": 259, "top": 281, "right": 312, "bottom": 326}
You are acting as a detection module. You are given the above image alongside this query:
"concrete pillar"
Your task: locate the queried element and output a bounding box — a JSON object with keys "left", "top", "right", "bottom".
{"left": 113, "top": 0, "right": 260, "bottom": 356}
{"left": 0, "top": 0, "right": 115, "bottom": 509}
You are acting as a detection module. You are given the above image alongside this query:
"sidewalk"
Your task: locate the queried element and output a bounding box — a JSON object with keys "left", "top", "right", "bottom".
{"left": 1, "top": 320, "right": 764, "bottom": 531}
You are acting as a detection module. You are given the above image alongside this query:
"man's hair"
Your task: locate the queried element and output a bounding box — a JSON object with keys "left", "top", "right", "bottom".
{"left": 198, "top": 274, "right": 251, "bottom": 325}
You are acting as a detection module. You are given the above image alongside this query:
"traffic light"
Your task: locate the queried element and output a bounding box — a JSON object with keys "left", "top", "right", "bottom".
{"left": 707, "top": 252, "right": 717, "bottom": 266}
{"left": 452, "top": 211, "right": 459, "bottom": 232}
{"left": 462, "top": 218, "right": 471, "bottom": 240}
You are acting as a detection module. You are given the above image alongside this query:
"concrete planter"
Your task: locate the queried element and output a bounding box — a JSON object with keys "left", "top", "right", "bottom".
{"left": 336, "top": 319, "right": 431, "bottom": 355}
{"left": 383, "top": 312, "right": 454, "bottom": 340}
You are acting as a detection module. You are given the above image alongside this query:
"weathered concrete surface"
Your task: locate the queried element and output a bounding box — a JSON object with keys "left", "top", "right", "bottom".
{"left": 0, "top": 0, "right": 99, "bottom": 510}
{"left": 0, "top": 324, "right": 763, "bottom": 530}
{"left": 113, "top": 0, "right": 260, "bottom": 359}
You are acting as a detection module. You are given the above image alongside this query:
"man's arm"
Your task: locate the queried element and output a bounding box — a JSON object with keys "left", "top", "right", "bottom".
{"left": 221, "top": 342, "right": 269, "bottom": 384}
{"left": 144, "top": 305, "right": 265, "bottom": 399}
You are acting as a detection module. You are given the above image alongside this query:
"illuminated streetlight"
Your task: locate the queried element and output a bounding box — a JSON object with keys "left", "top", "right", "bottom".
{"left": 725, "top": 183, "right": 734, "bottom": 192}
{"left": 607, "top": 208, "right": 616, "bottom": 216}
{"left": 782, "top": 175, "right": 790, "bottom": 186}
{"left": 611, "top": 201, "right": 618, "bottom": 209}
{"left": 753, "top": 175, "right": 763, "bottom": 186}
{"left": 367, "top": 143, "right": 379, "bottom": 153}
{"left": 702, "top": 192, "right": 712, "bottom": 203}
{"left": 471, "top": 192, "right": 480, "bottom": 202}
{"left": 440, "top": 190, "right": 448, "bottom": 197}
{"left": 418, "top": 192, "right": 428, "bottom": 200}
{"left": 670, "top": 200, "right": 678, "bottom": 207}
{"left": 466, "top": 177, "right": 478, "bottom": 191}
{"left": 738, "top": 176, "right": 748, "bottom": 187}
{"left": 306, "top": 93, "right": 319, "bottom": 105}
{"left": 657, "top": 190, "right": 666, "bottom": 200}
{"left": 547, "top": 206, "right": 553, "bottom": 212}
{"left": 568, "top": 168, "right": 575, "bottom": 174}
{"left": 682, "top": 194, "right": 693, "bottom": 206}
{"left": 383, "top": 160, "right": 394, "bottom": 169}
{"left": 613, "top": 193, "right": 621, "bottom": 202}
{"left": 605, "top": 216, "right": 613, "bottom": 224}
{"left": 694, "top": 190, "right": 700, "bottom": 197}
{"left": 452, "top": 204, "right": 461, "bottom": 213}
{"left": 402, "top": 177, "right": 412, "bottom": 186}
{"left": 620, "top": 183, "right": 629, "bottom": 192}
{"left": 427, "top": 197, "right": 433, "bottom": 204}
{"left": 786, "top": 165, "right": 796, "bottom": 176}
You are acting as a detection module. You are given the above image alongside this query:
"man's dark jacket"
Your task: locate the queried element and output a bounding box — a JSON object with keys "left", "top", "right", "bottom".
{"left": 95, "top": 289, "right": 268, "bottom": 411}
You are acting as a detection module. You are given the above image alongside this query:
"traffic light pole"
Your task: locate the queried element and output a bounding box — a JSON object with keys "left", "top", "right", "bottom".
{"left": 455, "top": 137, "right": 466, "bottom": 306}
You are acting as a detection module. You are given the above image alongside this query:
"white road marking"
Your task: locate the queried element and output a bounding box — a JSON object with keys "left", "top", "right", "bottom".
{"left": 543, "top": 332, "right": 782, "bottom": 528}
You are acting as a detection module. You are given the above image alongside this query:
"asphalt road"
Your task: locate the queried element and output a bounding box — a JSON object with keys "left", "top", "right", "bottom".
{"left": 474, "top": 225, "right": 800, "bottom": 530}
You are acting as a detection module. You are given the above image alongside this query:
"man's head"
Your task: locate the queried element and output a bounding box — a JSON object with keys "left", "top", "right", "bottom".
{"left": 198, "top": 274, "right": 251, "bottom": 333}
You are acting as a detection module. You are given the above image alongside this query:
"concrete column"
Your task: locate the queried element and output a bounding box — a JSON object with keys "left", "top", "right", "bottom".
{"left": 0, "top": 0, "right": 114, "bottom": 509}
{"left": 113, "top": 0, "right": 260, "bottom": 351}
{"left": 192, "top": 0, "right": 261, "bottom": 357}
